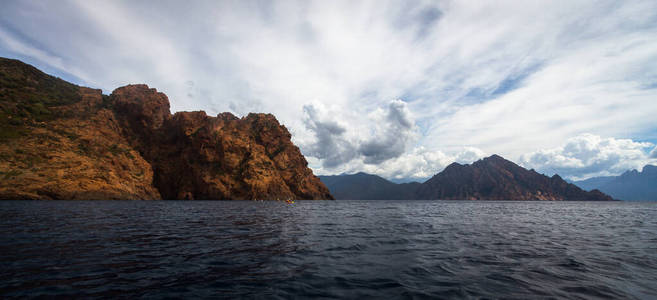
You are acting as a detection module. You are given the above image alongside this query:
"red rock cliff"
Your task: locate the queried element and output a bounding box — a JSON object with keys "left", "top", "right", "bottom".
{"left": 0, "top": 58, "right": 332, "bottom": 200}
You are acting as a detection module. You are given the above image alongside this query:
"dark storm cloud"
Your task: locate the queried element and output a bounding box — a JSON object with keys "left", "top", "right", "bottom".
{"left": 302, "top": 105, "right": 357, "bottom": 168}
{"left": 303, "top": 100, "right": 417, "bottom": 168}
{"left": 359, "top": 100, "right": 416, "bottom": 164}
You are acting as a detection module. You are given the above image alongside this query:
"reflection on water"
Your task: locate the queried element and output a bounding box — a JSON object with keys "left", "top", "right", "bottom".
{"left": 1, "top": 200, "right": 656, "bottom": 298}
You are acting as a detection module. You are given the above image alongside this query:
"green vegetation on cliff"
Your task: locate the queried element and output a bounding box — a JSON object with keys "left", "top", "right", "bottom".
{"left": 0, "top": 57, "right": 82, "bottom": 141}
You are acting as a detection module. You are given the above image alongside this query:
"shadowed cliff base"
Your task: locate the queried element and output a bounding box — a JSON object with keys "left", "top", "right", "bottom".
{"left": 0, "top": 57, "right": 332, "bottom": 200}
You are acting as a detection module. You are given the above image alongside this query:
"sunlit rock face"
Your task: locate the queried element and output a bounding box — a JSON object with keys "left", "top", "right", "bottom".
{"left": 0, "top": 58, "right": 332, "bottom": 200}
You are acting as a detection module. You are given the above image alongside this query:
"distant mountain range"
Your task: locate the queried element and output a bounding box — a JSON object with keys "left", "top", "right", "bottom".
{"left": 320, "top": 155, "right": 613, "bottom": 201}
{"left": 319, "top": 173, "right": 421, "bottom": 200}
{"left": 571, "top": 165, "right": 657, "bottom": 201}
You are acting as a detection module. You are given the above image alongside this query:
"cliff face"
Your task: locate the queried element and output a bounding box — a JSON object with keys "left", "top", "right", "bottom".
{"left": 0, "top": 58, "right": 332, "bottom": 200}
{"left": 110, "top": 84, "right": 332, "bottom": 200}
{"left": 415, "top": 155, "right": 613, "bottom": 200}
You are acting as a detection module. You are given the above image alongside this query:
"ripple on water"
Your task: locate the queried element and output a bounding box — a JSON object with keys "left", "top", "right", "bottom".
{"left": 0, "top": 200, "right": 656, "bottom": 299}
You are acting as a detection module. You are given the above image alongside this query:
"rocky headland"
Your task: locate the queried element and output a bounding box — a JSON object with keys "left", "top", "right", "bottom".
{"left": 0, "top": 57, "right": 332, "bottom": 200}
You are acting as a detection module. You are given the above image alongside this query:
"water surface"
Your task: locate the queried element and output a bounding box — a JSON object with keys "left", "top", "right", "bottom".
{"left": 1, "top": 200, "right": 656, "bottom": 298}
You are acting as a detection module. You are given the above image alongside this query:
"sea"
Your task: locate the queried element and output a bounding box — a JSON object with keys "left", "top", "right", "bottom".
{"left": 1, "top": 200, "right": 656, "bottom": 299}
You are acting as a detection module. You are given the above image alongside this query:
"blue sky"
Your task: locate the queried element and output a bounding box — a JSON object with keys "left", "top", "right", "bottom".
{"left": 1, "top": 0, "right": 656, "bottom": 181}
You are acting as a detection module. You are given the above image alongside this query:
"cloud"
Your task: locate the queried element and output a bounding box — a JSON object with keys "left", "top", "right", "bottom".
{"left": 520, "top": 134, "right": 655, "bottom": 180}
{"left": 302, "top": 99, "right": 417, "bottom": 167}
{"left": 311, "top": 146, "right": 487, "bottom": 182}
{"left": 651, "top": 147, "right": 657, "bottom": 159}
{"left": 302, "top": 99, "right": 440, "bottom": 179}
{"left": 418, "top": 0, "right": 657, "bottom": 158}
{"left": 1, "top": 0, "right": 656, "bottom": 179}
{"left": 0, "top": 26, "right": 90, "bottom": 84}
{"left": 301, "top": 103, "right": 357, "bottom": 168}
{"left": 359, "top": 100, "right": 417, "bottom": 164}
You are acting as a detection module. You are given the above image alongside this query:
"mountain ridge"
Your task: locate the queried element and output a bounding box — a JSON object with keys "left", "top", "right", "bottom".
{"left": 415, "top": 155, "right": 612, "bottom": 200}
{"left": 321, "top": 155, "right": 613, "bottom": 201}
{"left": 319, "top": 172, "right": 420, "bottom": 200}
{"left": 572, "top": 165, "right": 657, "bottom": 201}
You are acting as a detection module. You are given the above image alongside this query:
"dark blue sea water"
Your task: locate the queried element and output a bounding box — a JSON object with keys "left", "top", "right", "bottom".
{"left": 1, "top": 200, "right": 656, "bottom": 299}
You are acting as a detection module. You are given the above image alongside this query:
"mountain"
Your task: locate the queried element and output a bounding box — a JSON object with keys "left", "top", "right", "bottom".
{"left": 320, "top": 155, "right": 613, "bottom": 200}
{"left": 569, "top": 176, "right": 616, "bottom": 192}
{"left": 321, "top": 155, "right": 613, "bottom": 200}
{"left": 0, "top": 57, "right": 332, "bottom": 200}
{"left": 416, "top": 155, "right": 613, "bottom": 200}
{"left": 572, "top": 165, "right": 657, "bottom": 201}
{"left": 319, "top": 172, "right": 421, "bottom": 200}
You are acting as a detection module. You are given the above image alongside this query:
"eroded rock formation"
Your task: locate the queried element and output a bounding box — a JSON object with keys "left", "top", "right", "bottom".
{"left": 0, "top": 58, "right": 332, "bottom": 200}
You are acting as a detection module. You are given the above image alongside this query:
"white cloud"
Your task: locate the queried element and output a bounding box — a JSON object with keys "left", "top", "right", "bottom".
{"left": 651, "top": 147, "right": 657, "bottom": 159}
{"left": 520, "top": 134, "right": 655, "bottom": 180}
{"left": 1, "top": 0, "right": 656, "bottom": 179}
{"left": 301, "top": 102, "right": 358, "bottom": 168}
{"left": 302, "top": 99, "right": 418, "bottom": 168}
{"left": 358, "top": 100, "right": 418, "bottom": 164}
{"left": 312, "top": 145, "right": 486, "bottom": 182}
{"left": 0, "top": 27, "right": 90, "bottom": 83}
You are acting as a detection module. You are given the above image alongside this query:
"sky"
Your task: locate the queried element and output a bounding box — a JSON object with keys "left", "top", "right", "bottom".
{"left": 1, "top": 0, "right": 656, "bottom": 181}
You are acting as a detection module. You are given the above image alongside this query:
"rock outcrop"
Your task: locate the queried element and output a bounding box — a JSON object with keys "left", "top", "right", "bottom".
{"left": 0, "top": 57, "right": 332, "bottom": 200}
{"left": 415, "top": 155, "right": 613, "bottom": 200}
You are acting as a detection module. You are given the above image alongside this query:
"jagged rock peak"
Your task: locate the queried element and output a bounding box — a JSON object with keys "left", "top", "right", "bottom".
{"left": 111, "top": 84, "right": 171, "bottom": 131}
{"left": 217, "top": 112, "right": 238, "bottom": 121}
{"left": 483, "top": 154, "right": 504, "bottom": 161}
{"left": 642, "top": 165, "right": 657, "bottom": 174}
{"left": 477, "top": 154, "right": 513, "bottom": 166}
{"left": 443, "top": 162, "right": 464, "bottom": 171}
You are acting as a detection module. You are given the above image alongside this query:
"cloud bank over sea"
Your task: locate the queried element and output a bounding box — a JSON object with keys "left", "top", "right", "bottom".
{"left": 2, "top": 0, "right": 656, "bottom": 180}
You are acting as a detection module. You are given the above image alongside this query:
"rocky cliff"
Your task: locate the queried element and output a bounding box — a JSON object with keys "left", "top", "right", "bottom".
{"left": 0, "top": 57, "right": 332, "bottom": 200}
{"left": 415, "top": 155, "right": 613, "bottom": 200}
